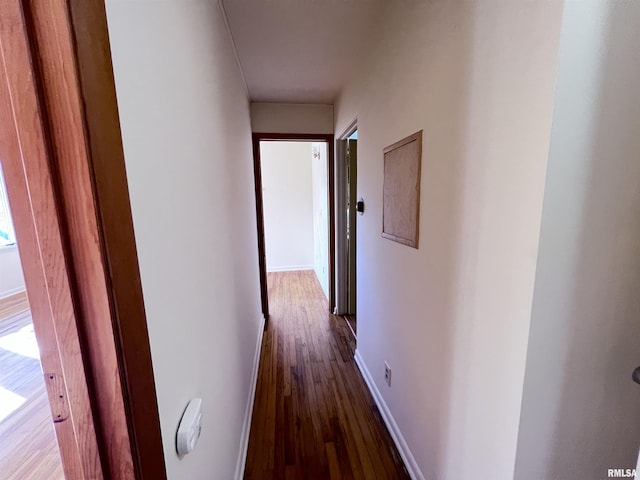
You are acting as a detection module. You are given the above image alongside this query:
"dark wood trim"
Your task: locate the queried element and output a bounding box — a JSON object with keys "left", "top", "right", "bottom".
{"left": 252, "top": 137, "right": 270, "bottom": 320}
{"left": 253, "top": 133, "right": 335, "bottom": 142}
{"left": 328, "top": 137, "right": 336, "bottom": 312}
{"left": 1, "top": 1, "right": 166, "bottom": 479}
{"left": 251, "top": 133, "right": 336, "bottom": 314}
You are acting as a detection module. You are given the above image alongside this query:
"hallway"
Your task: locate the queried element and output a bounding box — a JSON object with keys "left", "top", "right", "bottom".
{"left": 244, "top": 271, "right": 409, "bottom": 479}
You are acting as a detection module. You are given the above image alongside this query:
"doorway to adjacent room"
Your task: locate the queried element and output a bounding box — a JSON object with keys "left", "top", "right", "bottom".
{"left": 252, "top": 133, "right": 336, "bottom": 320}
{"left": 259, "top": 141, "right": 331, "bottom": 302}
{"left": 336, "top": 124, "right": 358, "bottom": 343}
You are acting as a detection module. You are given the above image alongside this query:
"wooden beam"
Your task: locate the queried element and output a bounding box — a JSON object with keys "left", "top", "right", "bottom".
{"left": 65, "top": 2, "right": 167, "bottom": 477}
{"left": 1, "top": 1, "right": 167, "bottom": 478}
{"left": 0, "top": 2, "right": 103, "bottom": 476}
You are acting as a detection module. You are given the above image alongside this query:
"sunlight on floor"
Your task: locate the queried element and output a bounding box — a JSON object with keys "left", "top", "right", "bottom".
{"left": 0, "top": 386, "right": 26, "bottom": 423}
{"left": 0, "top": 324, "right": 41, "bottom": 359}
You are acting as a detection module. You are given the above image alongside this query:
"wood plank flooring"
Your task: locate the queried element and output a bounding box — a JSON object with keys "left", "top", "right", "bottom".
{"left": 0, "top": 292, "right": 64, "bottom": 480}
{"left": 0, "top": 291, "right": 31, "bottom": 320}
{"left": 244, "top": 271, "right": 409, "bottom": 479}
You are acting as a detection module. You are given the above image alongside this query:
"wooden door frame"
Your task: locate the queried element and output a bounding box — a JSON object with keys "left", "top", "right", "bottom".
{"left": 335, "top": 121, "right": 357, "bottom": 316}
{"left": 0, "top": 2, "right": 166, "bottom": 479}
{"left": 252, "top": 133, "right": 336, "bottom": 318}
{"left": 346, "top": 138, "right": 357, "bottom": 315}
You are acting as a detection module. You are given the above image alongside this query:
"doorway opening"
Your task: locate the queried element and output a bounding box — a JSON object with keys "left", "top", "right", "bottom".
{"left": 252, "top": 133, "right": 336, "bottom": 321}
{"left": 344, "top": 129, "right": 358, "bottom": 338}
{"left": 0, "top": 166, "right": 64, "bottom": 479}
{"left": 336, "top": 124, "right": 358, "bottom": 345}
{"left": 259, "top": 141, "right": 330, "bottom": 304}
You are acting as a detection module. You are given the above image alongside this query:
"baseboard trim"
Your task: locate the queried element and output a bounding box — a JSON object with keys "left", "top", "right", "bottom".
{"left": 234, "top": 314, "right": 266, "bottom": 480}
{"left": 354, "top": 349, "right": 425, "bottom": 480}
{"left": 266, "top": 265, "right": 313, "bottom": 273}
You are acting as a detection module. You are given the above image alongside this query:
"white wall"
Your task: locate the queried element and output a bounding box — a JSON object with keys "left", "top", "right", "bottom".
{"left": 0, "top": 247, "right": 25, "bottom": 298}
{"left": 250, "top": 103, "right": 333, "bottom": 134}
{"left": 105, "top": 2, "right": 263, "bottom": 479}
{"left": 515, "top": 2, "right": 640, "bottom": 478}
{"left": 311, "top": 143, "right": 329, "bottom": 299}
{"left": 334, "top": 1, "right": 563, "bottom": 478}
{"left": 261, "top": 142, "right": 314, "bottom": 272}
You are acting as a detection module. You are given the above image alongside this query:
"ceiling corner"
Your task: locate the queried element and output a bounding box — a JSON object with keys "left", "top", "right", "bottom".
{"left": 217, "top": 0, "right": 250, "bottom": 98}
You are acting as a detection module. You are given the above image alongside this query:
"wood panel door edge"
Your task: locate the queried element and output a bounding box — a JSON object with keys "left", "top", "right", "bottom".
{"left": 2, "top": 1, "right": 167, "bottom": 479}
{"left": 0, "top": 2, "right": 103, "bottom": 477}
{"left": 65, "top": 2, "right": 167, "bottom": 478}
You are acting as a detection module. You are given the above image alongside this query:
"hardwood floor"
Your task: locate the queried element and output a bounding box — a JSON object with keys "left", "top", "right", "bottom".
{"left": 0, "top": 292, "right": 64, "bottom": 480}
{"left": 244, "top": 271, "right": 409, "bottom": 479}
{"left": 0, "top": 291, "right": 31, "bottom": 320}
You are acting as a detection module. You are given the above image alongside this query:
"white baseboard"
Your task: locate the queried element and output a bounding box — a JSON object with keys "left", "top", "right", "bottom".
{"left": 234, "top": 314, "right": 266, "bottom": 480}
{"left": 0, "top": 287, "right": 26, "bottom": 300}
{"left": 354, "top": 349, "right": 425, "bottom": 480}
{"left": 266, "top": 265, "right": 313, "bottom": 272}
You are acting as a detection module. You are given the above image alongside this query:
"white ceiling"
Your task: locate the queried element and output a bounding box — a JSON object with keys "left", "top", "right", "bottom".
{"left": 222, "top": 0, "right": 385, "bottom": 104}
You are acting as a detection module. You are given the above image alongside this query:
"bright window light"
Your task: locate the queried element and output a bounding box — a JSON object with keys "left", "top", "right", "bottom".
{"left": 0, "top": 386, "right": 26, "bottom": 423}
{"left": 0, "top": 324, "right": 41, "bottom": 360}
{"left": 0, "top": 164, "right": 17, "bottom": 248}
